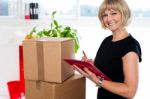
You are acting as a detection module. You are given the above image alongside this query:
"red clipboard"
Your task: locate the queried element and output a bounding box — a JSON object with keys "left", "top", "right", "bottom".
{"left": 64, "top": 59, "right": 111, "bottom": 81}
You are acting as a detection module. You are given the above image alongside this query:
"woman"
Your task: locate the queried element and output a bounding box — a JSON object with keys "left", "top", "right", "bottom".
{"left": 74, "top": 0, "right": 142, "bottom": 99}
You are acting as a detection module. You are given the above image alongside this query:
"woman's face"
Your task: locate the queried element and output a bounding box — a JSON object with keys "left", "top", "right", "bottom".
{"left": 102, "top": 9, "right": 122, "bottom": 32}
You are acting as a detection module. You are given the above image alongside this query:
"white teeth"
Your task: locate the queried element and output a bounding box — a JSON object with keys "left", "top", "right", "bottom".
{"left": 109, "top": 22, "right": 115, "bottom": 26}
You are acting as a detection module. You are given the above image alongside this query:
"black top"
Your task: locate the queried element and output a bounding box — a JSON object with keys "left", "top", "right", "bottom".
{"left": 94, "top": 34, "right": 142, "bottom": 99}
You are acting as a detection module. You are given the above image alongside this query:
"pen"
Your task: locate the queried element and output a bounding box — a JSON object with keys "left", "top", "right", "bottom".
{"left": 82, "top": 50, "right": 87, "bottom": 59}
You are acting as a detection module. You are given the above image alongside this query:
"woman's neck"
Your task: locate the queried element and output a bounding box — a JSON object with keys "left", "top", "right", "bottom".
{"left": 112, "top": 28, "right": 129, "bottom": 41}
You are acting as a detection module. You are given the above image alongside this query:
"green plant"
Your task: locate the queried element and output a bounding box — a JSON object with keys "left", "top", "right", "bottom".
{"left": 25, "top": 11, "right": 80, "bottom": 53}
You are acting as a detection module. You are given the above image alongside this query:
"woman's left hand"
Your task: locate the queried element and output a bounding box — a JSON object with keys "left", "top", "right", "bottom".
{"left": 73, "top": 65, "right": 100, "bottom": 84}
{"left": 73, "top": 65, "right": 89, "bottom": 77}
{"left": 83, "top": 67, "right": 100, "bottom": 83}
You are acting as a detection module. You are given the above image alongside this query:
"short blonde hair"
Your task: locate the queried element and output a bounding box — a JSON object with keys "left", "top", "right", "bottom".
{"left": 98, "top": 0, "right": 131, "bottom": 29}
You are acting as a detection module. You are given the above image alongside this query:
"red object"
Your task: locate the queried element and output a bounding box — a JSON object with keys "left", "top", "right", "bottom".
{"left": 64, "top": 59, "right": 111, "bottom": 81}
{"left": 7, "top": 45, "right": 25, "bottom": 99}
{"left": 19, "top": 45, "right": 25, "bottom": 94}
{"left": 7, "top": 81, "right": 21, "bottom": 99}
{"left": 25, "top": 15, "right": 30, "bottom": 19}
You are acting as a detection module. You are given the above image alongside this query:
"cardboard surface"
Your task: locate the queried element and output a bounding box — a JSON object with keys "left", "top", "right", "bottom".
{"left": 25, "top": 74, "right": 86, "bottom": 99}
{"left": 23, "top": 37, "right": 75, "bottom": 83}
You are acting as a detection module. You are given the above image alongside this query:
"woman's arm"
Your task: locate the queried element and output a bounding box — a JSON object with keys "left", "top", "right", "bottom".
{"left": 98, "top": 52, "right": 139, "bottom": 98}
{"left": 74, "top": 51, "right": 139, "bottom": 99}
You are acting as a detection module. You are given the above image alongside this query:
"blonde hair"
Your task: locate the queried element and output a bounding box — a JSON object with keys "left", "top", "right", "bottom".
{"left": 98, "top": 0, "right": 131, "bottom": 29}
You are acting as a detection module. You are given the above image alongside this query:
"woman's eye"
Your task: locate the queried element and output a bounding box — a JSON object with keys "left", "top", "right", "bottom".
{"left": 112, "top": 12, "right": 117, "bottom": 15}
{"left": 102, "top": 14, "right": 108, "bottom": 17}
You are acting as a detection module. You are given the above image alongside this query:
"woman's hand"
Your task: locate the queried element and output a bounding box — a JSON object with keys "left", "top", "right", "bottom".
{"left": 83, "top": 67, "right": 100, "bottom": 83}
{"left": 73, "top": 65, "right": 100, "bottom": 84}
{"left": 82, "top": 51, "right": 93, "bottom": 64}
{"left": 73, "top": 65, "right": 89, "bottom": 77}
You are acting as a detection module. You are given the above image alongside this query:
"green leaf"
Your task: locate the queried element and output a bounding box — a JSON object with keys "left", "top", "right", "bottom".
{"left": 52, "top": 11, "right": 57, "bottom": 17}
{"left": 29, "top": 26, "right": 36, "bottom": 37}
{"left": 54, "top": 20, "right": 59, "bottom": 27}
{"left": 28, "top": 11, "right": 80, "bottom": 53}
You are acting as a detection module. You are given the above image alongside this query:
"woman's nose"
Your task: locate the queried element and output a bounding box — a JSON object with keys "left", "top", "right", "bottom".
{"left": 107, "top": 15, "right": 112, "bottom": 22}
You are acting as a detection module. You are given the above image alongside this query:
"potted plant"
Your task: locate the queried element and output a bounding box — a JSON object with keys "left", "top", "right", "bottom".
{"left": 25, "top": 11, "right": 80, "bottom": 53}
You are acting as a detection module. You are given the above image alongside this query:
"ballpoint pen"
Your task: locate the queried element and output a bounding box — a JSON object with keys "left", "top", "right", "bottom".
{"left": 82, "top": 50, "right": 87, "bottom": 59}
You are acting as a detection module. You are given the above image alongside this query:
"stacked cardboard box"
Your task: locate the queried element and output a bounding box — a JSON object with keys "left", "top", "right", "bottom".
{"left": 25, "top": 75, "right": 85, "bottom": 99}
{"left": 23, "top": 37, "right": 86, "bottom": 99}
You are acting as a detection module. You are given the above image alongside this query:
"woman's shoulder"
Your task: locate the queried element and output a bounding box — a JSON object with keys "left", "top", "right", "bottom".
{"left": 102, "top": 35, "right": 112, "bottom": 42}
{"left": 127, "top": 34, "right": 141, "bottom": 47}
{"left": 124, "top": 34, "right": 142, "bottom": 62}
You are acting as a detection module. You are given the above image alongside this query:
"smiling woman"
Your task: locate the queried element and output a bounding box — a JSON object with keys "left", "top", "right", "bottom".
{"left": 0, "top": 0, "right": 150, "bottom": 99}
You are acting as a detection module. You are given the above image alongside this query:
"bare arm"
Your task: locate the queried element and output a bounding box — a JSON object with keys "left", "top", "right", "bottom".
{"left": 100, "top": 52, "right": 139, "bottom": 98}
{"left": 74, "top": 52, "right": 139, "bottom": 99}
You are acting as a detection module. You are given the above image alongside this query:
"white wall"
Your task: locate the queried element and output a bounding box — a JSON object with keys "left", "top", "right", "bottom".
{"left": 0, "top": 18, "right": 150, "bottom": 99}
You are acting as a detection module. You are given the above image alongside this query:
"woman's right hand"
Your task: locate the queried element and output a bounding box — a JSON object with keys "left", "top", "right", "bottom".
{"left": 81, "top": 56, "right": 93, "bottom": 64}
{"left": 81, "top": 51, "right": 93, "bottom": 64}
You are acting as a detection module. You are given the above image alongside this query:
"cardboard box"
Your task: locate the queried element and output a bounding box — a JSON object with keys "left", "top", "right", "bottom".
{"left": 25, "top": 74, "right": 86, "bottom": 99}
{"left": 23, "top": 37, "right": 75, "bottom": 83}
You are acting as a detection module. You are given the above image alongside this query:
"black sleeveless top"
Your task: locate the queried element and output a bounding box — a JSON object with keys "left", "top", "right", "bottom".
{"left": 94, "top": 34, "right": 142, "bottom": 99}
